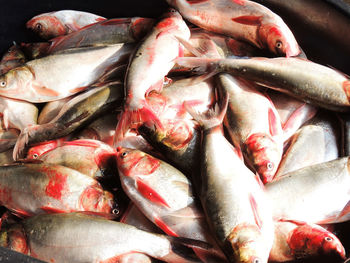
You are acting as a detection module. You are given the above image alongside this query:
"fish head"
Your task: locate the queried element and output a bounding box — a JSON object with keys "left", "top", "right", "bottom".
{"left": 79, "top": 185, "right": 119, "bottom": 215}
{"left": 244, "top": 133, "right": 281, "bottom": 184}
{"left": 26, "top": 139, "right": 62, "bottom": 159}
{"left": 228, "top": 223, "right": 269, "bottom": 263}
{"left": 130, "top": 17, "right": 155, "bottom": 40}
{"left": 0, "top": 224, "right": 28, "bottom": 254}
{"left": 26, "top": 16, "right": 66, "bottom": 39}
{"left": 116, "top": 147, "right": 160, "bottom": 177}
{"left": 0, "top": 67, "right": 33, "bottom": 98}
{"left": 1, "top": 45, "right": 25, "bottom": 62}
{"left": 140, "top": 119, "right": 195, "bottom": 151}
{"left": 288, "top": 223, "right": 346, "bottom": 260}
{"left": 259, "top": 22, "right": 300, "bottom": 57}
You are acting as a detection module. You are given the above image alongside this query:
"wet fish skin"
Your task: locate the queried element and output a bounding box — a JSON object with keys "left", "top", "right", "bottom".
{"left": 267, "top": 89, "right": 317, "bottom": 142}
{"left": 167, "top": 0, "right": 300, "bottom": 57}
{"left": 1, "top": 212, "right": 208, "bottom": 263}
{"left": 188, "top": 95, "right": 274, "bottom": 263}
{"left": 116, "top": 146, "right": 228, "bottom": 263}
{"left": 0, "top": 163, "right": 117, "bottom": 216}
{"left": 26, "top": 10, "right": 106, "bottom": 39}
{"left": 0, "top": 97, "right": 38, "bottom": 132}
{"left": 13, "top": 81, "right": 124, "bottom": 160}
{"left": 38, "top": 96, "right": 74, "bottom": 124}
{"left": 0, "top": 44, "right": 132, "bottom": 103}
{"left": 176, "top": 57, "right": 350, "bottom": 112}
{"left": 48, "top": 17, "right": 155, "bottom": 54}
{"left": 115, "top": 9, "right": 191, "bottom": 141}
{"left": 266, "top": 157, "right": 350, "bottom": 224}
{"left": 275, "top": 111, "right": 340, "bottom": 179}
{"left": 218, "top": 73, "right": 283, "bottom": 184}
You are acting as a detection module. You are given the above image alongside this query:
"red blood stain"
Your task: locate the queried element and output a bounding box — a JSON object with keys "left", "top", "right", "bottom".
{"left": 186, "top": 0, "right": 209, "bottom": 4}
{"left": 9, "top": 227, "right": 28, "bottom": 254}
{"left": 268, "top": 26, "right": 283, "bottom": 37}
{"left": 232, "top": 0, "right": 245, "bottom": 5}
{"left": 136, "top": 179, "right": 170, "bottom": 208}
{"left": 155, "top": 216, "right": 179, "bottom": 236}
{"left": 0, "top": 187, "right": 12, "bottom": 204}
{"left": 342, "top": 80, "right": 350, "bottom": 102}
{"left": 79, "top": 186, "right": 101, "bottom": 211}
{"left": 100, "top": 18, "right": 130, "bottom": 26}
{"left": 156, "top": 18, "right": 174, "bottom": 30}
{"left": 45, "top": 172, "right": 68, "bottom": 200}
{"left": 231, "top": 16, "right": 262, "bottom": 26}
{"left": 95, "top": 17, "right": 106, "bottom": 22}
{"left": 27, "top": 139, "right": 64, "bottom": 159}
{"left": 63, "top": 139, "right": 101, "bottom": 148}
{"left": 132, "top": 155, "right": 160, "bottom": 175}
{"left": 268, "top": 108, "right": 279, "bottom": 137}
{"left": 249, "top": 193, "right": 262, "bottom": 229}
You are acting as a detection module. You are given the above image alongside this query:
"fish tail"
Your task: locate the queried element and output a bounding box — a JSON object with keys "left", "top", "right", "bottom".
{"left": 114, "top": 101, "right": 163, "bottom": 145}
{"left": 161, "top": 236, "right": 213, "bottom": 263}
{"left": 185, "top": 87, "right": 228, "bottom": 131}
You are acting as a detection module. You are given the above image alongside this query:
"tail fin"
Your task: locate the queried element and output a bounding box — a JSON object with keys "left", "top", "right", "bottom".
{"left": 185, "top": 89, "right": 228, "bottom": 131}
{"left": 161, "top": 236, "right": 213, "bottom": 263}
{"left": 114, "top": 101, "right": 163, "bottom": 145}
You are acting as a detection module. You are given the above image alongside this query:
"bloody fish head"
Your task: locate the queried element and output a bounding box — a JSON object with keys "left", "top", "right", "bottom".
{"left": 140, "top": 119, "right": 194, "bottom": 151}
{"left": 288, "top": 223, "right": 346, "bottom": 260}
{"left": 258, "top": 23, "right": 300, "bottom": 57}
{"left": 79, "top": 185, "right": 117, "bottom": 214}
{"left": 26, "top": 16, "right": 66, "bottom": 39}
{"left": 244, "top": 133, "right": 281, "bottom": 184}
{"left": 116, "top": 147, "right": 160, "bottom": 177}
{"left": 227, "top": 223, "right": 269, "bottom": 263}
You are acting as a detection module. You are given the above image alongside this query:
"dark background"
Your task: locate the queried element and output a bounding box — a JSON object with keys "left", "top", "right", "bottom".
{"left": 0, "top": 0, "right": 349, "bottom": 262}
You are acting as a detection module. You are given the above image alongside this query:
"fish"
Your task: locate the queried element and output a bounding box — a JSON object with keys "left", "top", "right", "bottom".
{"left": 274, "top": 111, "right": 340, "bottom": 179}
{"left": 0, "top": 44, "right": 132, "bottom": 103}
{"left": 26, "top": 10, "right": 106, "bottom": 39}
{"left": 188, "top": 27, "right": 260, "bottom": 58}
{"left": 120, "top": 203, "right": 163, "bottom": 233}
{"left": 267, "top": 90, "right": 318, "bottom": 142}
{"left": 139, "top": 119, "right": 201, "bottom": 180}
{"left": 0, "top": 96, "right": 38, "bottom": 135}
{"left": 38, "top": 139, "right": 117, "bottom": 183}
{"left": 26, "top": 137, "right": 69, "bottom": 159}
{"left": 114, "top": 9, "right": 191, "bottom": 141}
{"left": 13, "top": 81, "right": 124, "bottom": 160}
{"left": 37, "top": 96, "right": 74, "bottom": 124}
{"left": 20, "top": 42, "right": 51, "bottom": 60}
{"left": 176, "top": 56, "right": 350, "bottom": 111}
{"left": 47, "top": 17, "right": 155, "bottom": 54}
{"left": 116, "top": 146, "right": 228, "bottom": 262}
{"left": 187, "top": 92, "right": 274, "bottom": 262}
{"left": 218, "top": 73, "right": 283, "bottom": 183}
{"left": 266, "top": 157, "right": 350, "bottom": 224}
{"left": 75, "top": 111, "right": 119, "bottom": 147}
{"left": 0, "top": 43, "right": 26, "bottom": 75}
{"left": 0, "top": 212, "right": 209, "bottom": 263}
{"left": 166, "top": 0, "right": 300, "bottom": 57}
{"left": 0, "top": 162, "right": 118, "bottom": 216}
{"left": 0, "top": 127, "right": 19, "bottom": 153}
{"left": 270, "top": 219, "right": 346, "bottom": 261}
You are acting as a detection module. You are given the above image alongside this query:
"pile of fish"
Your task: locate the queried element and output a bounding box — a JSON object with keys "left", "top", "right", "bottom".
{"left": 0, "top": 1, "right": 349, "bottom": 262}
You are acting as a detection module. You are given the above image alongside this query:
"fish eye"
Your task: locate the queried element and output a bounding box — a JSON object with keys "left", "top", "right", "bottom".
{"left": 121, "top": 152, "right": 128, "bottom": 158}
{"left": 266, "top": 162, "right": 273, "bottom": 171}
{"left": 0, "top": 80, "right": 6, "bottom": 87}
{"left": 253, "top": 258, "right": 260, "bottom": 263}
{"left": 112, "top": 208, "right": 119, "bottom": 215}
{"left": 35, "top": 23, "right": 43, "bottom": 31}
{"left": 275, "top": 40, "right": 283, "bottom": 50}
{"left": 32, "top": 153, "right": 39, "bottom": 159}
{"left": 325, "top": 236, "right": 333, "bottom": 242}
